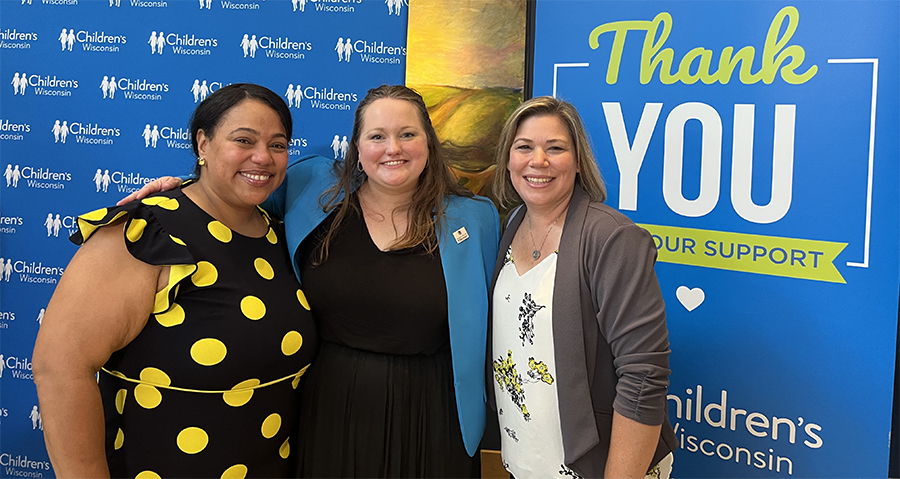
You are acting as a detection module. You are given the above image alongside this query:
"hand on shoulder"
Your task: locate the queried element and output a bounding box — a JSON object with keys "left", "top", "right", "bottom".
{"left": 117, "top": 176, "right": 183, "bottom": 205}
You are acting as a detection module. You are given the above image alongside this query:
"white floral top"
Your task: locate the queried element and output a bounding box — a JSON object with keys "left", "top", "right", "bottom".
{"left": 492, "top": 248, "right": 576, "bottom": 478}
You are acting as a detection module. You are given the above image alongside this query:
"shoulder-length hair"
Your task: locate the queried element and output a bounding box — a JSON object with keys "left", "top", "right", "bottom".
{"left": 317, "top": 84, "right": 471, "bottom": 262}
{"left": 492, "top": 96, "right": 606, "bottom": 208}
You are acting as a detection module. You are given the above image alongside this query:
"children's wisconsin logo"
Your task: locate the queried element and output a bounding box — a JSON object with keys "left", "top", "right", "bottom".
{"left": 336, "top": 37, "right": 405, "bottom": 65}
{"left": 242, "top": 33, "right": 311, "bottom": 60}
{"left": 12, "top": 73, "right": 78, "bottom": 97}
{"left": 59, "top": 28, "right": 126, "bottom": 53}
{"left": 101, "top": 76, "right": 169, "bottom": 101}
{"left": 4, "top": 164, "right": 71, "bottom": 189}
{"left": 52, "top": 120, "right": 120, "bottom": 145}
{"left": 0, "top": 258, "right": 65, "bottom": 284}
{"left": 151, "top": 32, "right": 218, "bottom": 56}
{"left": 95, "top": 169, "right": 160, "bottom": 194}
{"left": 303, "top": 85, "right": 358, "bottom": 111}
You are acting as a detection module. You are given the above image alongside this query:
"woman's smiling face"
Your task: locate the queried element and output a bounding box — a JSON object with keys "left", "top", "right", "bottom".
{"left": 356, "top": 98, "right": 429, "bottom": 196}
{"left": 507, "top": 113, "right": 579, "bottom": 212}
{"left": 195, "top": 98, "right": 289, "bottom": 210}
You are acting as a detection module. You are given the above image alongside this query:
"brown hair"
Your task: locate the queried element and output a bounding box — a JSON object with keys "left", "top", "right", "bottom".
{"left": 317, "top": 85, "right": 471, "bottom": 262}
{"left": 492, "top": 96, "right": 606, "bottom": 207}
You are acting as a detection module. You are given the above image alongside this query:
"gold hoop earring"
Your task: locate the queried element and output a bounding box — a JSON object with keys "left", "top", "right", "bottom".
{"left": 357, "top": 160, "right": 364, "bottom": 173}
{"left": 198, "top": 157, "right": 206, "bottom": 166}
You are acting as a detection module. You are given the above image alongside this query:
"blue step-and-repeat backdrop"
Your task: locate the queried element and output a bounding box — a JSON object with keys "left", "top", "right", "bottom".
{"left": 533, "top": 1, "right": 899, "bottom": 477}
{"left": 0, "top": 0, "right": 405, "bottom": 476}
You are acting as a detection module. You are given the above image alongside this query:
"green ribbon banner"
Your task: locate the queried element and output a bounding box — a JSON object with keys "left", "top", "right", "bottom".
{"left": 638, "top": 224, "right": 847, "bottom": 283}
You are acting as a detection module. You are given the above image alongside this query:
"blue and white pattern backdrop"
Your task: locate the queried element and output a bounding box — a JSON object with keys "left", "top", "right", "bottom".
{"left": 533, "top": 1, "right": 899, "bottom": 478}
{"left": 0, "top": 0, "right": 405, "bottom": 476}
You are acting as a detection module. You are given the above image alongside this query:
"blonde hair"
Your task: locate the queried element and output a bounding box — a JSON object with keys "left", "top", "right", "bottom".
{"left": 492, "top": 96, "right": 606, "bottom": 207}
{"left": 317, "top": 85, "right": 471, "bottom": 262}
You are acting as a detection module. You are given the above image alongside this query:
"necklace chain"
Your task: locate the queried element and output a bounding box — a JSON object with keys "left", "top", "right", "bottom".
{"left": 527, "top": 209, "right": 565, "bottom": 260}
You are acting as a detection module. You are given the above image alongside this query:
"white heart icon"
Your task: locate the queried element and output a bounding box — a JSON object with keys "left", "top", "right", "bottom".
{"left": 676, "top": 286, "right": 705, "bottom": 312}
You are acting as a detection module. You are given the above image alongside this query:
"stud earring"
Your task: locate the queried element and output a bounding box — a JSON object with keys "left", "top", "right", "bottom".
{"left": 198, "top": 157, "right": 206, "bottom": 166}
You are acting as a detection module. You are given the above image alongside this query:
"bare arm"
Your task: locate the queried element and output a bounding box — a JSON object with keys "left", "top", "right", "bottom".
{"left": 116, "top": 176, "right": 183, "bottom": 205}
{"left": 604, "top": 411, "right": 662, "bottom": 478}
{"left": 33, "top": 220, "right": 162, "bottom": 478}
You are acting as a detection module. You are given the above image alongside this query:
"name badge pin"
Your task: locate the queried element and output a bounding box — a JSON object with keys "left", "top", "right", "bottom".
{"left": 453, "top": 227, "right": 469, "bottom": 244}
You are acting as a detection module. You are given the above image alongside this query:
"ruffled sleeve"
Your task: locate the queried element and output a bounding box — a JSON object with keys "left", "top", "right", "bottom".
{"left": 69, "top": 196, "right": 198, "bottom": 317}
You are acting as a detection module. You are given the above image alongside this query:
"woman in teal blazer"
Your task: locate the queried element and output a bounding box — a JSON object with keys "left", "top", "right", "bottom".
{"left": 268, "top": 85, "right": 499, "bottom": 477}
{"left": 264, "top": 152, "right": 499, "bottom": 476}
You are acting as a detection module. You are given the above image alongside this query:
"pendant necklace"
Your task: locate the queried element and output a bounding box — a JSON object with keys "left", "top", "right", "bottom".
{"left": 527, "top": 209, "right": 565, "bottom": 260}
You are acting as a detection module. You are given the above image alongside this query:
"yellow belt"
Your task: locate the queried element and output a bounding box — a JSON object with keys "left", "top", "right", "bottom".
{"left": 100, "top": 364, "right": 310, "bottom": 394}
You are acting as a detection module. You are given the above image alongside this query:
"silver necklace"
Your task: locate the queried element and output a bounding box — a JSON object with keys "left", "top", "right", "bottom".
{"left": 527, "top": 210, "right": 565, "bottom": 260}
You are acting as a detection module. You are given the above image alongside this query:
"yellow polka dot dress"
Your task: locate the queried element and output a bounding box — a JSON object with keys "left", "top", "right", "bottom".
{"left": 71, "top": 189, "right": 317, "bottom": 478}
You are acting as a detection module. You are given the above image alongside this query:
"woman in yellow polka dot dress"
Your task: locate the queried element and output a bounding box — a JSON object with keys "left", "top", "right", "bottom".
{"left": 33, "top": 84, "right": 317, "bottom": 478}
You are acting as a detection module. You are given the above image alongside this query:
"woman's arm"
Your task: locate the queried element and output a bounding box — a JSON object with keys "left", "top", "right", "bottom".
{"left": 33, "top": 220, "right": 162, "bottom": 478}
{"left": 588, "top": 221, "right": 671, "bottom": 477}
{"left": 117, "top": 176, "right": 289, "bottom": 221}
{"left": 116, "top": 176, "right": 183, "bottom": 205}
{"left": 605, "top": 412, "right": 662, "bottom": 478}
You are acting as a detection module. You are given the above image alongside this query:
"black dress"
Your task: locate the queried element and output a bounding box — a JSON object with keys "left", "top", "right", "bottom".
{"left": 295, "top": 206, "right": 475, "bottom": 478}
{"left": 72, "top": 189, "right": 318, "bottom": 478}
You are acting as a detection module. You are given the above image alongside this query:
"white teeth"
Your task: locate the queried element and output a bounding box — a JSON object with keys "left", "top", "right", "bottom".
{"left": 242, "top": 173, "right": 271, "bottom": 181}
{"left": 383, "top": 160, "right": 404, "bottom": 166}
{"left": 526, "top": 177, "right": 552, "bottom": 184}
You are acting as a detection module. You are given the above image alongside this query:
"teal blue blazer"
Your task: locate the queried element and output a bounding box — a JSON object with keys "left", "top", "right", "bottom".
{"left": 264, "top": 155, "right": 500, "bottom": 456}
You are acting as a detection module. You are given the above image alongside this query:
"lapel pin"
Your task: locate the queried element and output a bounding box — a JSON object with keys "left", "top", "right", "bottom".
{"left": 453, "top": 227, "right": 469, "bottom": 244}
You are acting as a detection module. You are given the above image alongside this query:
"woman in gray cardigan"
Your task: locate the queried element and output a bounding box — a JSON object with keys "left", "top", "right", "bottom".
{"left": 489, "top": 96, "right": 677, "bottom": 478}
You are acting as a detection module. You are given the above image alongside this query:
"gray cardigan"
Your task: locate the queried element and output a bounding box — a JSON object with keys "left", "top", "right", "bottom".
{"left": 488, "top": 183, "right": 677, "bottom": 477}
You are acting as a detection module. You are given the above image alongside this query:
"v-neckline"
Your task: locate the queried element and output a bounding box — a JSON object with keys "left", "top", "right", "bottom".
{"left": 358, "top": 209, "right": 411, "bottom": 254}
{"left": 508, "top": 246, "right": 557, "bottom": 278}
